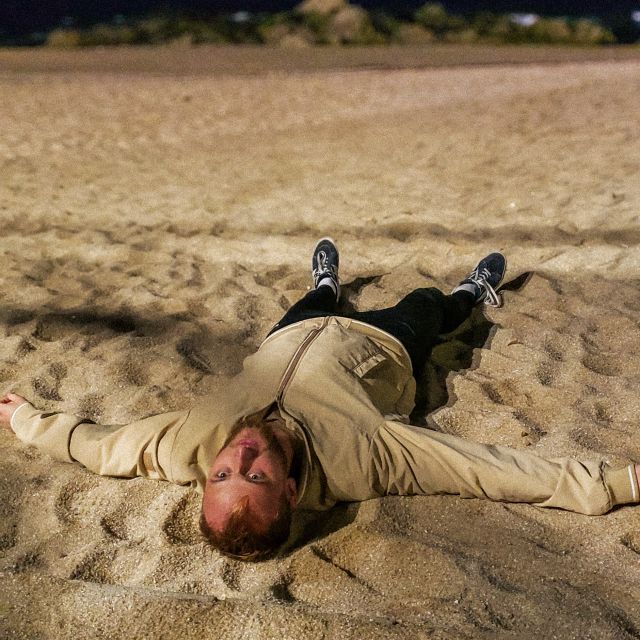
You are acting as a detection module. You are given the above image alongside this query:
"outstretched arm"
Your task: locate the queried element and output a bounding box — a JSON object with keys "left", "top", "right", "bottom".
{"left": 1, "top": 393, "right": 190, "bottom": 482}
{"left": 372, "top": 421, "right": 639, "bottom": 515}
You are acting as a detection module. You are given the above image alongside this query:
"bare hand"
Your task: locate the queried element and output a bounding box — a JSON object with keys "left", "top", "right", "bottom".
{"left": 0, "top": 394, "right": 28, "bottom": 432}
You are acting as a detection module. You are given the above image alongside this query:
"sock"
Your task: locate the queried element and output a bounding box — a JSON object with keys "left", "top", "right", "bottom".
{"left": 452, "top": 282, "right": 478, "bottom": 297}
{"left": 317, "top": 277, "right": 338, "bottom": 298}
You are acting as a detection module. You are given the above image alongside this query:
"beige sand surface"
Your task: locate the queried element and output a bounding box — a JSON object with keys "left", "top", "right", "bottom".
{"left": 1, "top": 48, "right": 639, "bottom": 639}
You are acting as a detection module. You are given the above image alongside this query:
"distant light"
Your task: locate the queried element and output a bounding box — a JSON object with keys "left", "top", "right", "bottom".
{"left": 632, "top": 10, "right": 640, "bottom": 23}
{"left": 230, "top": 11, "right": 251, "bottom": 23}
{"left": 509, "top": 13, "right": 540, "bottom": 27}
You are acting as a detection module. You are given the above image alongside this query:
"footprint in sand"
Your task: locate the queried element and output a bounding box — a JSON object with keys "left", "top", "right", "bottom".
{"left": 33, "top": 315, "right": 75, "bottom": 343}
{"left": 543, "top": 338, "right": 564, "bottom": 363}
{"left": 220, "top": 560, "right": 242, "bottom": 591}
{"left": 512, "top": 409, "right": 547, "bottom": 443}
{"left": 32, "top": 362, "right": 67, "bottom": 401}
{"left": 621, "top": 532, "right": 640, "bottom": 556}
{"left": 8, "top": 550, "right": 42, "bottom": 575}
{"left": 176, "top": 335, "right": 214, "bottom": 374}
{"left": 535, "top": 361, "right": 557, "bottom": 386}
{"left": 581, "top": 353, "right": 621, "bottom": 377}
{"left": 54, "top": 475, "right": 101, "bottom": 525}
{"left": 15, "top": 338, "right": 37, "bottom": 359}
{"left": 77, "top": 393, "right": 104, "bottom": 423}
{"left": 116, "top": 354, "right": 149, "bottom": 387}
{"left": 161, "top": 493, "right": 201, "bottom": 545}
{"left": 253, "top": 264, "right": 292, "bottom": 289}
{"left": 69, "top": 548, "right": 117, "bottom": 583}
{"left": 579, "top": 323, "right": 622, "bottom": 377}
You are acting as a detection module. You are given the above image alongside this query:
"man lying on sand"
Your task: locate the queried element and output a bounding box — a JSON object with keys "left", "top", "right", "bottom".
{"left": 2, "top": 239, "right": 639, "bottom": 561}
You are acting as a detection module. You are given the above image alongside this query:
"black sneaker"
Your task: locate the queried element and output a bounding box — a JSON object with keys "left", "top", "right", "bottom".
{"left": 453, "top": 252, "right": 507, "bottom": 308}
{"left": 312, "top": 237, "right": 340, "bottom": 300}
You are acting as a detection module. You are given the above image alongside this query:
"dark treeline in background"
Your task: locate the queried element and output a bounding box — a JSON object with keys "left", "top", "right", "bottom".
{"left": 2, "top": 0, "right": 639, "bottom": 46}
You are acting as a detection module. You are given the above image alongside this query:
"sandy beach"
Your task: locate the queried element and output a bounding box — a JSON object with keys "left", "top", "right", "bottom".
{"left": 1, "top": 45, "right": 639, "bottom": 639}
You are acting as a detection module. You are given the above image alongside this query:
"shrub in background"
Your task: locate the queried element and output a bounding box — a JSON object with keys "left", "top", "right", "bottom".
{"left": 331, "top": 5, "right": 385, "bottom": 44}
{"left": 572, "top": 19, "right": 616, "bottom": 45}
{"left": 369, "top": 11, "right": 401, "bottom": 42}
{"left": 40, "top": 1, "right": 620, "bottom": 48}
{"left": 530, "top": 18, "right": 572, "bottom": 44}
{"left": 46, "top": 28, "right": 81, "bottom": 47}
{"left": 414, "top": 3, "right": 467, "bottom": 37}
{"left": 80, "top": 23, "right": 137, "bottom": 46}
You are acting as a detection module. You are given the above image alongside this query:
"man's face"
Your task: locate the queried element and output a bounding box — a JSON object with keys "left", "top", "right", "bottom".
{"left": 202, "top": 423, "right": 298, "bottom": 534}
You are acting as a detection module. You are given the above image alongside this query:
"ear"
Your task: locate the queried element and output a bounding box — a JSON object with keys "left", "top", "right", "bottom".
{"left": 284, "top": 477, "right": 298, "bottom": 508}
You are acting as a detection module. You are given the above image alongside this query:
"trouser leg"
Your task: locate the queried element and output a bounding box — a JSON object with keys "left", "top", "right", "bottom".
{"left": 267, "top": 286, "right": 338, "bottom": 336}
{"left": 348, "top": 288, "right": 475, "bottom": 375}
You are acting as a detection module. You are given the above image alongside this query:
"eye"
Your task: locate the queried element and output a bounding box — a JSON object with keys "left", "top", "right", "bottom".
{"left": 248, "top": 473, "right": 264, "bottom": 482}
{"left": 215, "top": 471, "right": 228, "bottom": 479}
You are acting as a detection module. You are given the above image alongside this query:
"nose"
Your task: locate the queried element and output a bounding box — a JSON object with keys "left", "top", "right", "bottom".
{"left": 235, "top": 445, "right": 258, "bottom": 473}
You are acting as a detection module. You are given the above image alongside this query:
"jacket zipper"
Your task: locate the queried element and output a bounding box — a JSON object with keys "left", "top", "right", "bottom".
{"left": 276, "top": 316, "right": 329, "bottom": 404}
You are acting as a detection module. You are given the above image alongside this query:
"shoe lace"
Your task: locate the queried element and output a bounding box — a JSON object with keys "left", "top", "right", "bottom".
{"left": 313, "top": 251, "right": 337, "bottom": 280}
{"left": 471, "top": 267, "right": 502, "bottom": 308}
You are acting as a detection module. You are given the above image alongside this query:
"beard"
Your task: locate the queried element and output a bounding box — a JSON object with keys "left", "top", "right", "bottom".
{"left": 220, "top": 412, "right": 290, "bottom": 474}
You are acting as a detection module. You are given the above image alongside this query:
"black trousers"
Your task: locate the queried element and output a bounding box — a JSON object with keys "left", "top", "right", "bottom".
{"left": 268, "top": 287, "right": 475, "bottom": 376}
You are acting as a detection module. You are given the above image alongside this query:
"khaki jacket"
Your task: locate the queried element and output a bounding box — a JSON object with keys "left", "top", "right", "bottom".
{"left": 11, "top": 316, "right": 639, "bottom": 514}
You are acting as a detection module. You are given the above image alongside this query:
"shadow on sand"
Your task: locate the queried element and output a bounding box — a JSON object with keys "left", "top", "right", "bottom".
{"left": 412, "top": 271, "right": 533, "bottom": 425}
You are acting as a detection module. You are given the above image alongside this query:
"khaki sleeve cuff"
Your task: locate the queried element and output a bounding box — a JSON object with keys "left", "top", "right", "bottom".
{"left": 10, "top": 403, "right": 79, "bottom": 463}
{"left": 10, "top": 402, "right": 33, "bottom": 431}
{"left": 604, "top": 465, "right": 640, "bottom": 507}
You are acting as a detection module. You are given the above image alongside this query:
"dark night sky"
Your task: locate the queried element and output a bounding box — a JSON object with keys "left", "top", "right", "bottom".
{"left": 1, "top": 1, "right": 639, "bottom": 36}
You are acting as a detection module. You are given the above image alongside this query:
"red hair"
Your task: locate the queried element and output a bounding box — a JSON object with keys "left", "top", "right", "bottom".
{"left": 200, "top": 493, "right": 292, "bottom": 561}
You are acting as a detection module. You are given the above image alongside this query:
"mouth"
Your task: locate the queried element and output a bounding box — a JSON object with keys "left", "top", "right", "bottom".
{"left": 237, "top": 439, "right": 260, "bottom": 449}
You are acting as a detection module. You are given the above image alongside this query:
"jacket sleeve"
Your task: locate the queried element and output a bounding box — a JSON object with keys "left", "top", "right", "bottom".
{"left": 370, "top": 420, "right": 639, "bottom": 515}
{"left": 10, "top": 401, "right": 190, "bottom": 482}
